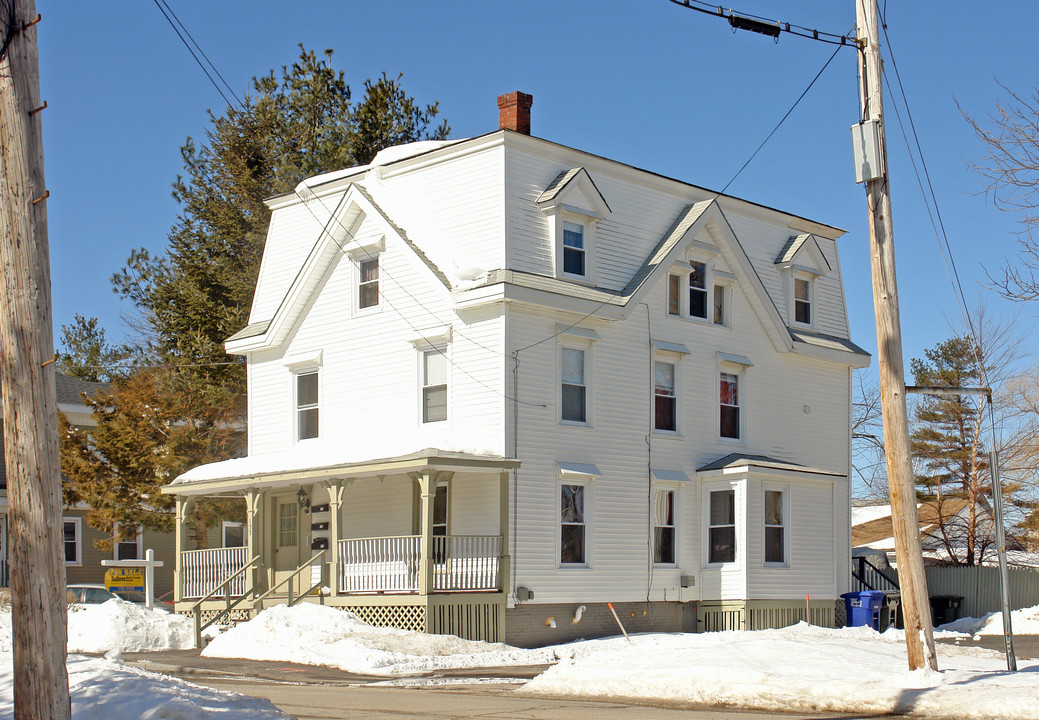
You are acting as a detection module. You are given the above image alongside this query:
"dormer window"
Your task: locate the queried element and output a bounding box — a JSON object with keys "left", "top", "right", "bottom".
{"left": 562, "top": 221, "right": 586, "bottom": 276}
{"left": 536, "top": 167, "right": 612, "bottom": 284}
{"left": 794, "top": 277, "right": 811, "bottom": 325}
{"left": 689, "top": 261, "right": 708, "bottom": 319}
{"left": 775, "top": 234, "right": 830, "bottom": 329}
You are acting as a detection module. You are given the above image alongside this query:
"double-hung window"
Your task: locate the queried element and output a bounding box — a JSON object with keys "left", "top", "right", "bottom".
{"left": 222, "top": 521, "right": 245, "bottom": 548}
{"left": 764, "top": 489, "right": 786, "bottom": 564}
{"left": 653, "top": 488, "right": 676, "bottom": 564}
{"left": 296, "top": 370, "right": 319, "bottom": 440}
{"left": 708, "top": 489, "right": 736, "bottom": 563}
{"left": 654, "top": 361, "right": 677, "bottom": 432}
{"left": 794, "top": 277, "right": 811, "bottom": 325}
{"left": 115, "top": 525, "right": 142, "bottom": 560}
{"left": 561, "top": 347, "right": 587, "bottom": 423}
{"left": 560, "top": 484, "right": 586, "bottom": 564}
{"left": 688, "top": 261, "right": 708, "bottom": 319}
{"left": 562, "top": 221, "right": 586, "bottom": 277}
{"left": 422, "top": 348, "right": 448, "bottom": 423}
{"left": 63, "top": 517, "right": 82, "bottom": 566}
{"left": 359, "top": 257, "right": 380, "bottom": 309}
{"left": 720, "top": 371, "right": 740, "bottom": 439}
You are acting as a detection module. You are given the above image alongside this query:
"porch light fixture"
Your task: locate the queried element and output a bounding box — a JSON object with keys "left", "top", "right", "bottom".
{"left": 296, "top": 487, "right": 311, "bottom": 513}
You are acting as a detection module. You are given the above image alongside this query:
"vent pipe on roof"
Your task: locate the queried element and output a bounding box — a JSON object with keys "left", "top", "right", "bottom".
{"left": 497, "top": 91, "right": 533, "bottom": 135}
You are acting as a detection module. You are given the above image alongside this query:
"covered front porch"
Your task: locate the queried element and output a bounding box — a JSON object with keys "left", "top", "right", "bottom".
{"left": 162, "top": 450, "right": 518, "bottom": 643}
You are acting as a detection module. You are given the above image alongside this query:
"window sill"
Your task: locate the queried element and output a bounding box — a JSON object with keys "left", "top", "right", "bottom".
{"left": 652, "top": 429, "right": 683, "bottom": 439}
{"left": 763, "top": 562, "right": 790, "bottom": 570}
{"left": 559, "top": 420, "right": 593, "bottom": 429}
{"left": 558, "top": 563, "right": 593, "bottom": 570}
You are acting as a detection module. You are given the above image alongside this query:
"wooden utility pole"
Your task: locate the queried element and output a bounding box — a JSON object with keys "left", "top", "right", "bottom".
{"left": 855, "top": 0, "right": 937, "bottom": 671}
{"left": 0, "top": 1, "right": 73, "bottom": 717}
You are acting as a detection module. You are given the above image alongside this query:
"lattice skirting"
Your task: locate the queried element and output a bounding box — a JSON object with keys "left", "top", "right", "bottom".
{"left": 699, "top": 600, "right": 837, "bottom": 632}
{"left": 336, "top": 604, "right": 427, "bottom": 633}
{"left": 192, "top": 608, "right": 253, "bottom": 627}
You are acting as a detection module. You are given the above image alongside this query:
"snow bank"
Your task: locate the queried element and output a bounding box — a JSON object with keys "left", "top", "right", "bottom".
{"left": 0, "top": 598, "right": 192, "bottom": 653}
{"left": 67, "top": 599, "right": 194, "bottom": 653}
{"left": 203, "top": 603, "right": 557, "bottom": 675}
{"left": 0, "top": 655, "right": 287, "bottom": 720}
{"left": 526, "top": 622, "right": 1037, "bottom": 719}
{"left": 939, "top": 603, "right": 1039, "bottom": 636}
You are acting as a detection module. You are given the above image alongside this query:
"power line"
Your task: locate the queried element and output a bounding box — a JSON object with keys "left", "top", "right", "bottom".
{"left": 666, "top": 0, "right": 857, "bottom": 47}
{"left": 151, "top": 0, "right": 240, "bottom": 111}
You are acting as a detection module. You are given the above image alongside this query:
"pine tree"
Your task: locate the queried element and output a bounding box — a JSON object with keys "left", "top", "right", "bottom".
{"left": 56, "top": 314, "right": 128, "bottom": 383}
{"left": 910, "top": 336, "right": 989, "bottom": 564}
{"left": 62, "top": 47, "right": 449, "bottom": 546}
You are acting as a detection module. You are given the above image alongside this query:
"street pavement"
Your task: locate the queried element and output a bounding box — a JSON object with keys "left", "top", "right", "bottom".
{"left": 118, "top": 635, "right": 1037, "bottom": 719}
{"left": 120, "top": 647, "right": 927, "bottom": 720}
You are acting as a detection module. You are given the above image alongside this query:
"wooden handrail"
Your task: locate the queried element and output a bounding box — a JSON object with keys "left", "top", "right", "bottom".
{"left": 189, "top": 554, "right": 262, "bottom": 647}
{"left": 253, "top": 551, "right": 327, "bottom": 608}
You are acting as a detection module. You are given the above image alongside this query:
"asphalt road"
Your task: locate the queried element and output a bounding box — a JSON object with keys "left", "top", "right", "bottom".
{"left": 119, "top": 634, "right": 1036, "bottom": 720}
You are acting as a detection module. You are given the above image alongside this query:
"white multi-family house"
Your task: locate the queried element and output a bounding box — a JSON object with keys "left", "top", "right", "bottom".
{"left": 163, "top": 92, "right": 869, "bottom": 647}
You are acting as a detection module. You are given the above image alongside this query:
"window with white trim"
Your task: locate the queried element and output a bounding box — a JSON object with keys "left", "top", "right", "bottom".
{"left": 689, "top": 261, "right": 708, "bottom": 318}
{"left": 708, "top": 489, "right": 736, "bottom": 563}
{"left": 222, "top": 521, "right": 245, "bottom": 548}
{"left": 115, "top": 525, "right": 142, "bottom": 561}
{"left": 421, "top": 348, "right": 448, "bottom": 423}
{"left": 562, "top": 221, "right": 586, "bottom": 277}
{"left": 653, "top": 488, "right": 677, "bottom": 564}
{"left": 720, "top": 371, "right": 740, "bottom": 439}
{"left": 713, "top": 283, "right": 727, "bottom": 326}
{"left": 63, "top": 517, "right": 82, "bottom": 566}
{"left": 794, "top": 276, "right": 811, "bottom": 325}
{"left": 561, "top": 347, "right": 588, "bottom": 423}
{"left": 667, "top": 273, "right": 682, "bottom": 316}
{"left": 296, "top": 369, "right": 319, "bottom": 441}
{"left": 358, "top": 257, "right": 380, "bottom": 309}
{"left": 764, "top": 488, "right": 786, "bottom": 564}
{"left": 560, "top": 483, "right": 587, "bottom": 564}
{"left": 654, "top": 360, "right": 677, "bottom": 432}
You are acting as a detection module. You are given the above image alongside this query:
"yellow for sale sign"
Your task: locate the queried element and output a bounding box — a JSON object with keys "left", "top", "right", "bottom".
{"left": 105, "top": 567, "right": 144, "bottom": 592}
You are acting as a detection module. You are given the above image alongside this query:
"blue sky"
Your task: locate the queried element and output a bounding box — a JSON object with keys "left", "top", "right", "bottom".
{"left": 37, "top": 1, "right": 1039, "bottom": 371}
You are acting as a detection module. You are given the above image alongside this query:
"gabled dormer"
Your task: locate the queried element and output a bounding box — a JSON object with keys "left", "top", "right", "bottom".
{"left": 536, "top": 167, "right": 611, "bottom": 284}
{"left": 774, "top": 234, "right": 831, "bottom": 330}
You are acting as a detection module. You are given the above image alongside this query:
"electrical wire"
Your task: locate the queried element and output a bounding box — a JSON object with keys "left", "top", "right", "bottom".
{"left": 152, "top": 0, "right": 240, "bottom": 111}
{"left": 515, "top": 40, "right": 846, "bottom": 355}
{"left": 155, "top": 0, "right": 240, "bottom": 107}
{"left": 666, "top": 0, "right": 857, "bottom": 47}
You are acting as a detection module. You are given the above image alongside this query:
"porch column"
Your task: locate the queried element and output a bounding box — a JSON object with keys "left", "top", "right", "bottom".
{"left": 418, "top": 471, "right": 436, "bottom": 596}
{"left": 245, "top": 489, "right": 262, "bottom": 594}
{"left": 173, "top": 496, "right": 193, "bottom": 603}
{"left": 499, "top": 470, "right": 511, "bottom": 595}
{"left": 324, "top": 479, "right": 347, "bottom": 598}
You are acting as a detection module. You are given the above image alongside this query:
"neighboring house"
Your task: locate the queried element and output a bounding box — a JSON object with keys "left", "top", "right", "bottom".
{"left": 162, "top": 92, "right": 869, "bottom": 646}
{"left": 0, "top": 372, "right": 189, "bottom": 597}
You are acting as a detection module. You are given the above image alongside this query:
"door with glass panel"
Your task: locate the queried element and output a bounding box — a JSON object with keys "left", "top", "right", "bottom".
{"left": 272, "top": 494, "right": 302, "bottom": 588}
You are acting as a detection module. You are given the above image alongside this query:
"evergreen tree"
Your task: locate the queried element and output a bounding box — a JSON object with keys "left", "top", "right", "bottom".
{"left": 62, "top": 46, "right": 449, "bottom": 546}
{"left": 910, "top": 336, "right": 989, "bottom": 564}
{"left": 56, "top": 314, "right": 128, "bottom": 383}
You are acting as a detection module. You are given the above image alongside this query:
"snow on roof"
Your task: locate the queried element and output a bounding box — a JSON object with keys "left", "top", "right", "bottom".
{"left": 170, "top": 439, "right": 508, "bottom": 488}
{"left": 851, "top": 503, "right": 892, "bottom": 526}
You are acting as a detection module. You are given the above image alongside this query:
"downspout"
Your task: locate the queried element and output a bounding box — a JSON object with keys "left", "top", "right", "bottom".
{"left": 642, "top": 302, "right": 654, "bottom": 603}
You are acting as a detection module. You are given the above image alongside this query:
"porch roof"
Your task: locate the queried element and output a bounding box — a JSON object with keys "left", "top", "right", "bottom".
{"left": 697, "top": 452, "right": 844, "bottom": 479}
{"left": 162, "top": 447, "right": 520, "bottom": 496}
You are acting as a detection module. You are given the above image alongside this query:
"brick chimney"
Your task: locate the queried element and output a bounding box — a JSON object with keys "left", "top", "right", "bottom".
{"left": 497, "top": 91, "right": 533, "bottom": 135}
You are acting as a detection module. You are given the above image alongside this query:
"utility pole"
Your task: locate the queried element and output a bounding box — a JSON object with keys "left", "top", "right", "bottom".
{"left": 0, "top": 1, "right": 73, "bottom": 717}
{"left": 854, "top": 0, "right": 937, "bottom": 671}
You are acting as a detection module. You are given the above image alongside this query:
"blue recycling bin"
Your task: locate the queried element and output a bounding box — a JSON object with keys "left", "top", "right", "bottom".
{"left": 842, "top": 591, "right": 887, "bottom": 629}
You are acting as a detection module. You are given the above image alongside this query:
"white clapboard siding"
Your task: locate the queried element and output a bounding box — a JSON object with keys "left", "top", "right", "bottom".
{"left": 341, "top": 475, "right": 413, "bottom": 539}
{"left": 246, "top": 210, "right": 505, "bottom": 457}
{"left": 250, "top": 194, "right": 341, "bottom": 324}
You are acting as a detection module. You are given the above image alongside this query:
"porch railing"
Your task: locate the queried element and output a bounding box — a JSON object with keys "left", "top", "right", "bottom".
{"left": 339, "top": 535, "right": 420, "bottom": 593}
{"left": 432, "top": 535, "right": 502, "bottom": 591}
{"left": 182, "top": 546, "right": 250, "bottom": 599}
{"left": 337, "top": 535, "right": 502, "bottom": 594}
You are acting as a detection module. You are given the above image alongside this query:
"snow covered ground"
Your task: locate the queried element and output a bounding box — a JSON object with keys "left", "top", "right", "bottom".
{"left": 2, "top": 598, "right": 1039, "bottom": 719}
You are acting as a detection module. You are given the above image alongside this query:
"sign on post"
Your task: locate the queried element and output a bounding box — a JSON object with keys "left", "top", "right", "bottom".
{"left": 104, "top": 567, "right": 144, "bottom": 593}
